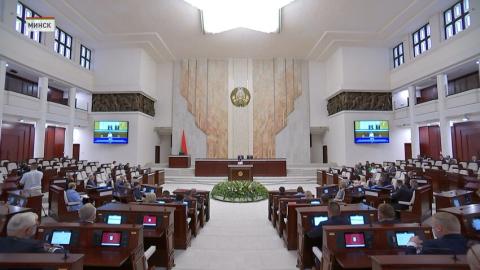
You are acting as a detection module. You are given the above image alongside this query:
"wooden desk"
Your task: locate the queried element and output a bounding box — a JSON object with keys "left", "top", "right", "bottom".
{"left": 142, "top": 170, "right": 165, "bottom": 186}
{"left": 296, "top": 204, "right": 378, "bottom": 269}
{"left": 7, "top": 189, "right": 43, "bottom": 221}
{"left": 173, "top": 189, "right": 210, "bottom": 222}
{"left": 86, "top": 187, "right": 114, "bottom": 207}
{"left": 37, "top": 223, "right": 143, "bottom": 269}
{"left": 434, "top": 189, "right": 473, "bottom": 209}
{"left": 438, "top": 204, "right": 480, "bottom": 240}
{"left": 364, "top": 188, "right": 392, "bottom": 208}
{"left": 169, "top": 155, "right": 191, "bottom": 168}
{"left": 97, "top": 203, "right": 175, "bottom": 269}
{"left": 268, "top": 190, "right": 297, "bottom": 221}
{"left": 228, "top": 164, "right": 253, "bottom": 181}
{"left": 195, "top": 158, "right": 286, "bottom": 177}
{"left": 315, "top": 185, "right": 339, "bottom": 199}
{"left": 1, "top": 205, "right": 33, "bottom": 236}
{"left": 326, "top": 173, "right": 339, "bottom": 185}
{"left": 317, "top": 170, "right": 327, "bottom": 185}
{"left": 0, "top": 253, "right": 84, "bottom": 270}
{"left": 370, "top": 255, "right": 469, "bottom": 270}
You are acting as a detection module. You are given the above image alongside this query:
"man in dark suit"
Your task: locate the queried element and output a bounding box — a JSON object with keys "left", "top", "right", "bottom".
{"left": 0, "top": 212, "right": 47, "bottom": 253}
{"left": 306, "top": 201, "right": 348, "bottom": 243}
{"left": 408, "top": 212, "right": 468, "bottom": 254}
{"left": 376, "top": 203, "right": 398, "bottom": 224}
{"left": 391, "top": 180, "right": 413, "bottom": 210}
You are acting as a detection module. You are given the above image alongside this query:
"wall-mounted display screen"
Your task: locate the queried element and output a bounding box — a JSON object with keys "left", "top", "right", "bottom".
{"left": 354, "top": 120, "right": 389, "bottom": 144}
{"left": 93, "top": 121, "right": 129, "bottom": 144}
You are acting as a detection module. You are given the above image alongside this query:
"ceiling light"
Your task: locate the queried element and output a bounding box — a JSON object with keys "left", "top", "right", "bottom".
{"left": 5, "top": 63, "right": 8, "bottom": 67}
{"left": 184, "top": 0, "right": 295, "bottom": 34}
{"left": 463, "top": 114, "right": 470, "bottom": 121}
{"left": 476, "top": 60, "right": 480, "bottom": 65}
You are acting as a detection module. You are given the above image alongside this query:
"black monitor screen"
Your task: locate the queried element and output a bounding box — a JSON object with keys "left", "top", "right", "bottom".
{"left": 50, "top": 230, "right": 72, "bottom": 245}
{"left": 349, "top": 215, "right": 365, "bottom": 225}
{"left": 107, "top": 215, "right": 122, "bottom": 225}
{"left": 344, "top": 232, "right": 366, "bottom": 248}
{"left": 452, "top": 198, "right": 461, "bottom": 208}
{"left": 472, "top": 218, "right": 480, "bottom": 232}
{"left": 323, "top": 189, "right": 329, "bottom": 194}
{"left": 310, "top": 201, "right": 321, "bottom": 205}
{"left": 312, "top": 216, "right": 328, "bottom": 226}
{"left": 395, "top": 232, "right": 415, "bottom": 246}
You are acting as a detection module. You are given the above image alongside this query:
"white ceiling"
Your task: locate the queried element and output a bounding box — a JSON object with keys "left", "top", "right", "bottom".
{"left": 34, "top": 0, "right": 458, "bottom": 61}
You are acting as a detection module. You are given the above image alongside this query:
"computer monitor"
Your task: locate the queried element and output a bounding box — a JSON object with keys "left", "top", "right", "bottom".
{"left": 107, "top": 215, "right": 122, "bottom": 225}
{"left": 50, "top": 230, "right": 72, "bottom": 245}
{"left": 313, "top": 216, "right": 328, "bottom": 226}
{"left": 452, "top": 198, "right": 461, "bottom": 207}
{"left": 349, "top": 215, "right": 365, "bottom": 225}
{"left": 357, "top": 187, "right": 363, "bottom": 193}
{"left": 344, "top": 232, "right": 366, "bottom": 248}
{"left": 143, "top": 186, "right": 155, "bottom": 193}
{"left": 395, "top": 231, "right": 415, "bottom": 246}
{"left": 323, "top": 189, "right": 329, "bottom": 194}
{"left": 183, "top": 201, "right": 188, "bottom": 206}
{"left": 101, "top": 232, "right": 122, "bottom": 247}
{"left": 157, "top": 200, "right": 166, "bottom": 204}
{"left": 472, "top": 218, "right": 480, "bottom": 232}
{"left": 143, "top": 215, "right": 157, "bottom": 227}
{"left": 310, "top": 201, "right": 321, "bottom": 205}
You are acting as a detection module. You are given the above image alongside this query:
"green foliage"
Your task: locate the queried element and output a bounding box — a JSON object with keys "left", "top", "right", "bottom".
{"left": 211, "top": 181, "right": 268, "bottom": 202}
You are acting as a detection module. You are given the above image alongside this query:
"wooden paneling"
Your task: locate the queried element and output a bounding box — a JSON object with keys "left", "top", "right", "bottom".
{"left": 0, "top": 122, "right": 35, "bottom": 162}
{"left": 44, "top": 126, "right": 65, "bottom": 160}
{"left": 72, "top": 144, "right": 80, "bottom": 160}
{"left": 452, "top": 121, "right": 480, "bottom": 161}
{"left": 448, "top": 72, "right": 480, "bottom": 95}
{"left": 416, "top": 85, "right": 438, "bottom": 104}
{"left": 404, "top": 143, "right": 412, "bottom": 160}
{"left": 419, "top": 126, "right": 441, "bottom": 159}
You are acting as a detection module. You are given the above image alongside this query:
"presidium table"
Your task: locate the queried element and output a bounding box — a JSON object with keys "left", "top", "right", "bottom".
{"left": 195, "top": 158, "right": 287, "bottom": 177}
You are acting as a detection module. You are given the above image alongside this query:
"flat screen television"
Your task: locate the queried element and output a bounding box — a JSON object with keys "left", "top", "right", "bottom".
{"left": 93, "top": 121, "right": 129, "bottom": 144}
{"left": 354, "top": 120, "right": 389, "bottom": 144}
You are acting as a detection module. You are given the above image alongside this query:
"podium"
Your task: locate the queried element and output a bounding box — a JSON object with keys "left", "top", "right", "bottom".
{"left": 228, "top": 164, "right": 253, "bottom": 181}
{"left": 169, "top": 155, "right": 191, "bottom": 168}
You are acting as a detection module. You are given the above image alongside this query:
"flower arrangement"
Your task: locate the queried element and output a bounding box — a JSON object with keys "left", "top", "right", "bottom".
{"left": 211, "top": 180, "right": 268, "bottom": 202}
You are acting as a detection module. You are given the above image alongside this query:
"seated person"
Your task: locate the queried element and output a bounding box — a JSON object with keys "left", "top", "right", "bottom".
{"left": 467, "top": 244, "right": 480, "bottom": 270}
{"left": 304, "top": 191, "right": 314, "bottom": 199}
{"left": 376, "top": 203, "right": 398, "bottom": 224}
{"left": 132, "top": 182, "right": 143, "bottom": 201}
{"left": 0, "top": 212, "right": 56, "bottom": 253}
{"left": 333, "top": 180, "right": 347, "bottom": 202}
{"left": 175, "top": 193, "right": 185, "bottom": 203}
{"left": 408, "top": 212, "right": 468, "bottom": 254}
{"left": 409, "top": 179, "right": 419, "bottom": 191}
{"left": 161, "top": 190, "right": 171, "bottom": 199}
{"left": 143, "top": 192, "right": 157, "bottom": 203}
{"left": 65, "top": 182, "right": 85, "bottom": 212}
{"left": 295, "top": 186, "right": 305, "bottom": 197}
{"left": 306, "top": 201, "right": 348, "bottom": 243}
{"left": 19, "top": 164, "right": 42, "bottom": 192}
{"left": 78, "top": 203, "right": 96, "bottom": 224}
{"left": 319, "top": 194, "right": 330, "bottom": 205}
{"left": 115, "top": 176, "right": 130, "bottom": 195}
{"left": 86, "top": 174, "right": 97, "bottom": 189}
{"left": 278, "top": 186, "right": 286, "bottom": 195}
{"left": 390, "top": 180, "right": 413, "bottom": 211}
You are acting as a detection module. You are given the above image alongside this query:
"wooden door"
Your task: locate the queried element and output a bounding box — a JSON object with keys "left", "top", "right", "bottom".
{"left": 419, "top": 126, "right": 441, "bottom": 159}
{"left": 72, "top": 144, "right": 80, "bottom": 160}
{"left": 322, "top": 145, "right": 328, "bottom": 163}
{"left": 155, "top": 146, "right": 160, "bottom": 164}
{"left": 44, "top": 126, "right": 66, "bottom": 159}
{"left": 54, "top": 127, "right": 65, "bottom": 158}
{"left": 404, "top": 143, "right": 412, "bottom": 160}
{"left": 0, "top": 122, "right": 35, "bottom": 162}
{"left": 452, "top": 121, "right": 480, "bottom": 161}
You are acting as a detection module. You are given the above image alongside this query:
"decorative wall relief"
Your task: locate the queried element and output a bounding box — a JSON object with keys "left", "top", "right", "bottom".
{"left": 180, "top": 59, "right": 228, "bottom": 158}
{"left": 92, "top": 93, "right": 155, "bottom": 116}
{"left": 327, "top": 92, "right": 392, "bottom": 116}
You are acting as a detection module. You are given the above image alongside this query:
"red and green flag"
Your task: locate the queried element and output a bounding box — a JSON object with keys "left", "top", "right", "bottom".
{"left": 180, "top": 130, "right": 188, "bottom": 155}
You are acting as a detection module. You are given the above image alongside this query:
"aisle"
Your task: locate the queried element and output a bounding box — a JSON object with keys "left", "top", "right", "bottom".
{"left": 170, "top": 199, "right": 298, "bottom": 270}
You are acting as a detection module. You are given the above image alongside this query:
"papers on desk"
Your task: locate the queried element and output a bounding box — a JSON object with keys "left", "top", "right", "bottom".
{"left": 365, "top": 191, "right": 378, "bottom": 197}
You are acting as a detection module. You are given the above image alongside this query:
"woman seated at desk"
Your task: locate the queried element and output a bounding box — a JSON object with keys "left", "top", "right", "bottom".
{"left": 115, "top": 176, "right": 131, "bottom": 195}
{"left": 143, "top": 192, "right": 157, "bottom": 203}
{"left": 66, "top": 183, "right": 87, "bottom": 212}
{"left": 86, "top": 175, "right": 97, "bottom": 189}
{"left": 333, "top": 180, "right": 347, "bottom": 202}
{"left": 132, "top": 182, "right": 143, "bottom": 201}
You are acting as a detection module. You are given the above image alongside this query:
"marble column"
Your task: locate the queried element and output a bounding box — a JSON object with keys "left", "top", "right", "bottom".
{"left": 64, "top": 87, "right": 76, "bottom": 158}
{"left": 408, "top": 86, "right": 420, "bottom": 157}
{"left": 0, "top": 60, "right": 6, "bottom": 141}
{"left": 34, "top": 77, "right": 48, "bottom": 158}
{"left": 437, "top": 73, "right": 452, "bottom": 157}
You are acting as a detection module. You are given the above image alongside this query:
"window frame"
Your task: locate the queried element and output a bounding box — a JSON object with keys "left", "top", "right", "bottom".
{"left": 54, "top": 27, "right": 73, "bottom": 59}
{"left": 412, "top": 23, "right": 431, "bottom": 57}
{"left": 15, "top": 1, "right": 42, "bottom": 43}
{"left": 393, "top": 42, "right": 404, "bottom": 68}
{"left": 80, "top": 45, "right": 92, "bottom": 70}
{"left": 444, "top": 0, "right": 470, "bottom": 39}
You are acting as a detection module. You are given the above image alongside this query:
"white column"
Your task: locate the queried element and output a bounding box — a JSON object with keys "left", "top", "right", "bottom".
{"left": 64, "top": 87, "right": 76, "bottom": 158}
{"left": 437, "top": 73, "right": 452, "bottom": 157}
{"left": 0, "top": 60, "right": 6, "bottom": 141}
{"left": 408, "top": 86, "right": 420, "bottom": 157}
{"left": 34, "top": 77, "right": 48, "bottom": 158}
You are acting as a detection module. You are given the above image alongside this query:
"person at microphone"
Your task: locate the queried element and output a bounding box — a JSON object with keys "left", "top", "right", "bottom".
{"left": 407, "top": 212, "right": 468, "bottom": 254}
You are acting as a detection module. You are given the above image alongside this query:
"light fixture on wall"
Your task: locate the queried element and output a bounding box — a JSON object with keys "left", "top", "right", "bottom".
{"left": 476, "top": 60, "right": 480, "bottom": 65}
{"left": 183, "top": 0, "right": 295, "bottom": 34}
{"left": 19, "top": 119, "right": 25, "bottom": 123}
{"left": 5, "top": 63, "right": 8, "bottom": 67}
{"left": 463, "top": 114, "right": 470, "bottom": 121}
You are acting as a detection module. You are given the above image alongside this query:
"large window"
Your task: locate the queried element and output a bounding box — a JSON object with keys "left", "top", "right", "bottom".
{"left": 15, "top": 2, "right": 41, "bottom": 43}
{"left": 80, "top": 45, "right": 91, "bottom": 70}
{"left": 412, "top": 24, "right": 431, "bottom": 57}
{"left": 444, "top": 0, "right": 470, "bottom": 39}
{"left": 54, "top": 27, "right": 72, "bottom": 59}
{"left": 393, "top": 43, "right": 404, "bottom": 68}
